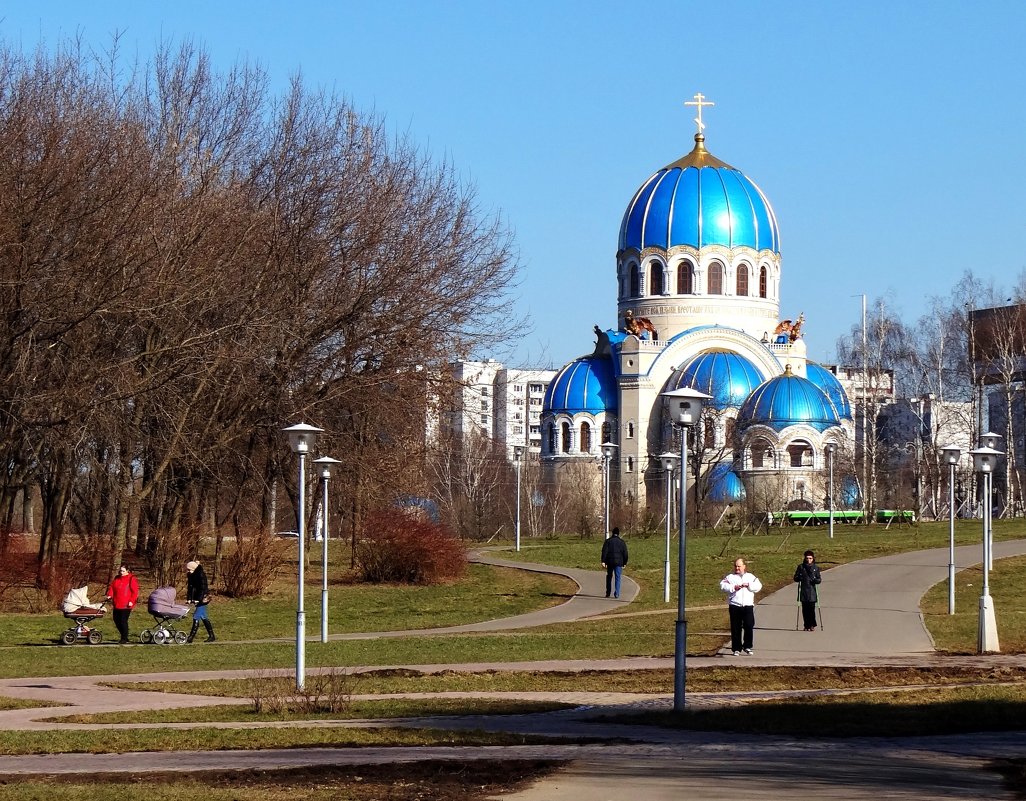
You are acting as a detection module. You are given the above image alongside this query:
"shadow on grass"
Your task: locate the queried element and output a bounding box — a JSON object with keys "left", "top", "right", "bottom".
{"left": 618, "top": 697, "right": 1026, "bottom": 738}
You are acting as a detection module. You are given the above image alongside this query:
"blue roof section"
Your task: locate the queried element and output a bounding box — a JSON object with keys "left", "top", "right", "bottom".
{"left": 543, "top": 355, "right": 618, "bottom": 415}
{"left": 671, "top": 349, "right": 765, "bottom": 410}
{"left": 805, "top": 362, "right": 853, "bottom": 420}
{"left": 738, "top": 371, "right": 840, "bottom": 433}
{"left": 619, "top": 158, "right": 779, "bottom": 254}
{"left": 706, "top": 462, "right": 746, "bottom": 503}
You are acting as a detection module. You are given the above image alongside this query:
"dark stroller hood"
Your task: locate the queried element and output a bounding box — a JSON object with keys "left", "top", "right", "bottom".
{"left": 147, "top": 586, "right": 189, "bottom": 617}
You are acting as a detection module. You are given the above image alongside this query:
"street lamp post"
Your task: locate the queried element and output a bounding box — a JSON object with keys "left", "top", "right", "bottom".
{"left": 940, "top": 445, "right": 961, "bottom": 616}
{"left": 969, "top": 445, "right": 1002, "bottom": 653}
{"left": 513, "top": 445, "right": 525, "bottom": 552}
{"left": 313, "top": 456, "right": 342, "bottom": 644}
{"left": 660, "top": 387, "right": 711, "bottom": 713}
{"left": 979, "top": 432, "right": 1003, "bottom": 573}
{"left": 600, "top": 441, "right": 618, "bottom": 539}
{"left": 659, "top": 452, "right": 679, "bottom": 604}
{"left": 283, "top": 422, "right": 324, "bottom": 691}
{"left": 825, "top": 442, "right": 835, "bottom": 539}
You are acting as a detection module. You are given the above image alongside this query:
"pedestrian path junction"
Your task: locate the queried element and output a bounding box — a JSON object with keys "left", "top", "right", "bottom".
{"left": 1, "top": 540, "right": 1026, "bottom": 799}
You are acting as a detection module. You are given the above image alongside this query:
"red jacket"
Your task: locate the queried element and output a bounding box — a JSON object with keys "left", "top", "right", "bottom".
{"left": 106, "top": 573, "right": 140, "bottom": 610}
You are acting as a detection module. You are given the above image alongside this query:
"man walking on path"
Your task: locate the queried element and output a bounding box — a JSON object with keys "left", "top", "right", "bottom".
{"left": 601, "top": 528, "right": 629, "bottom": 599}
{"left": 720, "top": 557, "right": 762, "bottom": 655}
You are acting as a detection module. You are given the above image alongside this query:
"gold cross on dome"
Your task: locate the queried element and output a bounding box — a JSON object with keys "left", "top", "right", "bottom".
{"left": 684, "top": 92, "right": 715, "bottom": 134}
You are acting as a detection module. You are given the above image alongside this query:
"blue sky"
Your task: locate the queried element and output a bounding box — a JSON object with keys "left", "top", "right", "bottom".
{"left": 4, "top": 1, "right": 1026, "bottom": 370}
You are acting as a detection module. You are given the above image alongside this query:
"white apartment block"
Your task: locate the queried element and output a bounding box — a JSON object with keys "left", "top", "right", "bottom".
{"left": 444, "top": 359, "right": 556, "bottom": 461}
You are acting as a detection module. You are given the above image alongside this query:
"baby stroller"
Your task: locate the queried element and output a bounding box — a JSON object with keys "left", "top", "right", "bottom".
{"left": 141, "top": 586, "right": 191, "bottom": 644}
{"left": 60, "top": 586, "right": 107, "bottom": 645}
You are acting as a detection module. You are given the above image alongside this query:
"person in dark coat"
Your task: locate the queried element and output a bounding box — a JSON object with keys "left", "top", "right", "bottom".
{"left": 794, "top": 549, "right": 822, "bottom": 631}
{"left": 185, "top": 560, "right": 216, "bottom": 642}
{"left": 600, "top": 527, "right": 629, "bottom": 599}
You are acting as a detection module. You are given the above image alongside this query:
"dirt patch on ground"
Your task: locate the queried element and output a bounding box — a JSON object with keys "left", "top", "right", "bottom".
{"left": 0, "top": 761, "right": 564, "bottom": 800}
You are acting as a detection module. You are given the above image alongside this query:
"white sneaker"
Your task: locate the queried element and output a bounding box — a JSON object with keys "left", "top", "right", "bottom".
{"left": 732, "top": 650, "right": 741, "bottom": 656}
{"left": 743, "top": 648, "right": 754, "bottom": 655}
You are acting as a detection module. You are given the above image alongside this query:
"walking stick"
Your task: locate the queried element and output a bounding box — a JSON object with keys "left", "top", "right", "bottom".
{"left": 817, "top": 587, "right": 824, "bottom": 631}
{"left": 795, "top": 588, "right": 801, "bottom": 631}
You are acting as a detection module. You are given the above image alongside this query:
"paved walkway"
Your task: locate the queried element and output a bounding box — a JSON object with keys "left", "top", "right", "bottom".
{"left": 0, "top": 538, "right": 1024, "bottom": 800}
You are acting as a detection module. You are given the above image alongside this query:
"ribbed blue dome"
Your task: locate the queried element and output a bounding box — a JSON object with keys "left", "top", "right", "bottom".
{"left": 738, "top": 369, "right": 840, "bottom": 432}
{"left": 671, "top": 349, "right": 764, "bottom": 409}
{"left": 805, "top": 362, "right": 852, "bottom": 420}
{"left": 618, "top": 135, "right": 779, "bottom": 254}
{"left": 543, "top": 355, "right": 617, "bottom": 415}
{"left": 706, "top": 462, "right": 746, "bottom": 503}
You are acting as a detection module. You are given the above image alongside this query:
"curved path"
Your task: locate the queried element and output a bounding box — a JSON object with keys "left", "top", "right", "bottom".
{"left": 1, "top": 539, "right": 1025, "bottom": 800}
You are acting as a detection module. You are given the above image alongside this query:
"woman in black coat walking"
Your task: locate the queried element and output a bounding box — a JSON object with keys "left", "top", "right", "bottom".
{"left": 794, "top": 550, "right": 822, "bottom": 631}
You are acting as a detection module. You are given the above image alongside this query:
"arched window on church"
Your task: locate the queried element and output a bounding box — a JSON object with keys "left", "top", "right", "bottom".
{"left": 677, "top": 261, "right": 694, "bottom": 294}
{"left": 759, "top": 266, "right": 768, "bottom": 298}
{"left": 580, "top": 421, "right": 592, "bottom": 454}
{"left": 627, "top": 421, "right": 635, "bottom": 439}
{"left": 726, "top": 418, "right": 736, "bottom": 448}
{"left": 629, "top": 264, "right": 640, "bottom": 297}
{"left": 547, "top": 423, "right": 556, "bottom": 455}
{"left": 649, "top": 262, "right": 664, "bottom": 295}
{"left": 601, "top": 421, "right": 612, "bottom": 443}
{"left": 703, "top": 417, "right": 715, "bottom": 449}
{"left": 737, "top": 264, "right": 749, "bottom": 296}
{"left": 561, "top": 421, "right": 571, "bottom": 454}
{"left": 787, "top": 441, "right": 813, "bottom": 467}
{"left": 708, "top": 261, "right": 723, "bottom": 295}
{"left": 750, "top": 437, "right": 774, "bottom": 468}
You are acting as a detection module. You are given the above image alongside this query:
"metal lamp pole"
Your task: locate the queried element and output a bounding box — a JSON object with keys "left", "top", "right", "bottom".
{"left": 970, "top": 445, "right": 1002, "bottom": 653}
{"left": 940, "top": 445, "right": 961, "bottom": 615}
{"left": 660, "top": 387, "right": 710, "bottom": 713}
{"left": 979, "top": 432, "right": 1002, "bottom": 573}
{"left": 659, "top": 452, "right": 679, "bottom": 604}
{"left": 600, "top": 441, "right": 618, "bottom": 539}
{"left": 283, "top": 423, "right": 323, "bottom": 691}
{"left": 313, "top": 456, "right": 341, "bottom": 643}
{"left": 513, "top": 445, "right": 525, "bottom": 552}
{"left": 826, "top": 443, "right": 835, "bottom": 539}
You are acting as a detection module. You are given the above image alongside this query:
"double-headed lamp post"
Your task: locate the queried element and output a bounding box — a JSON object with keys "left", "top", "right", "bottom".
{"left": 939, "top": 445, "right": 961, "bottom": 616}
{"left": 979, "top": 432, "right": 1003, "bottom": 573}
{"left": 513, "top": 445, "right": 525, "bottom": 552}
{"left": 659, "top": 452, "right": 680, "bottom": 604}
{"left": 283, "top": 422, "right": 324, "bottom": 691}
{"left": 825, "top": 442, "right": 835, "bottom": 539}
{"left": 601, "top": 441, "right": 618, "bottom": 539}
{"left": 660, "top": 386, "right": 711, "bottom": 713}
{"left": 313, "top": 456, "right": 342, "bottom": 643}
{"left": 969, "top": 444, "right": 1002, "bottom": 653}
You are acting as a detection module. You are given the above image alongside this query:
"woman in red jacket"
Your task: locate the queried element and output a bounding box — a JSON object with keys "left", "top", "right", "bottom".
{"left": 105, "top": 565, "right": 140, "bottom": 644}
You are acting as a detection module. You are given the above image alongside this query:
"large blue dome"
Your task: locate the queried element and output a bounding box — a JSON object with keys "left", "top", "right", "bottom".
{"left": 618, "top": 134, "right": 780, "bottom": 254}
{"left": 543, "top": 355, "right": 617, "bottom": 415}
{"left": 670, "top": 349, "right": 765, "bottom": 410}
{"left": 738, "top": 368, "right": 840, "bottom": 432}
{"left": 706, "top": 462, "right": 746, "bottom": 503}
{"left": 805, "top": 362, "right": 852, "bottom": 420}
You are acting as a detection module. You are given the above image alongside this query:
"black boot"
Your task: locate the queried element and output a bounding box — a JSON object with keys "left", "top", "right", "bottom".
{"left": 203, "top": 619, "right": 216, "bottom": 642}
{"left": 187, "top": 621, "right": 200, "bottom": 643}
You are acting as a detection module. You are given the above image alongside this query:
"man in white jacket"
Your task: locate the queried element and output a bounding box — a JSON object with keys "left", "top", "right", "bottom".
{"left": 720, "top": 557, "right": 763, "bottom": 655}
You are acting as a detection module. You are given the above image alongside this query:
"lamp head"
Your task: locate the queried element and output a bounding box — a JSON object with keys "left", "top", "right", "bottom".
{"left": 660, "top": 387, "right": 712, "bottom": 427}
{"left": 313, "top": 455, "right": 343, "bottom": 478}
{"left": 969, "top": 446, "right": 1003, "bottom": 474}
{"left": 283, "top": 422, "right": 324, "bottom": 454}
{"left": 825, "top": 442, "right": 836, "bottom": 454}
{"left": 979, "top": 431, "right": 1004, "bottom": 450}
{"left": 658, "top": 451, "right": 679, "bottom": 472}
{"left": 513, "top": 445, "right": 525, "bottom": 463}
{"left": 939, "top": 445, "right": 961, "bottom": 465}
{"left": 601, "top": 441, "right": 618, "bottom": 460}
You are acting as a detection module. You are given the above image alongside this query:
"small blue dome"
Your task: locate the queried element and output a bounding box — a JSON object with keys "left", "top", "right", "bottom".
{"left": 618, "top": 135, "right": 779, "bottom": 254}
{"left": 805, "top": 362, "right": 852, "bottom": 420}
{"left": 706, "top": 462, "right": 746, "bottom": 503}
{"left": 738, "top": 368, "right": 840, "bottom": 432}
{"left": 543, "top": 355, "right": 617, "bottom": 415}
{"left": 671, "top": 349, "right": 764, "bottom": 409}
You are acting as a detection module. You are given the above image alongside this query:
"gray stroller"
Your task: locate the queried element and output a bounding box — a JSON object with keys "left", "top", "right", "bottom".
{"left": 141, "top": 586, "right": 191, "bottom": 644}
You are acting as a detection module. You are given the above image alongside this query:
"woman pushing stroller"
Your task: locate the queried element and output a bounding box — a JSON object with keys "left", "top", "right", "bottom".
{"left": 185, "top": 560, "right": 216, "bottom": 643}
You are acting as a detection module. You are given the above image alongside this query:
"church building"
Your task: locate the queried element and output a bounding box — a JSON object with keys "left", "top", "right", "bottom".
{"left": 540, "top": 95, "right": 854, "bottom": 518}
